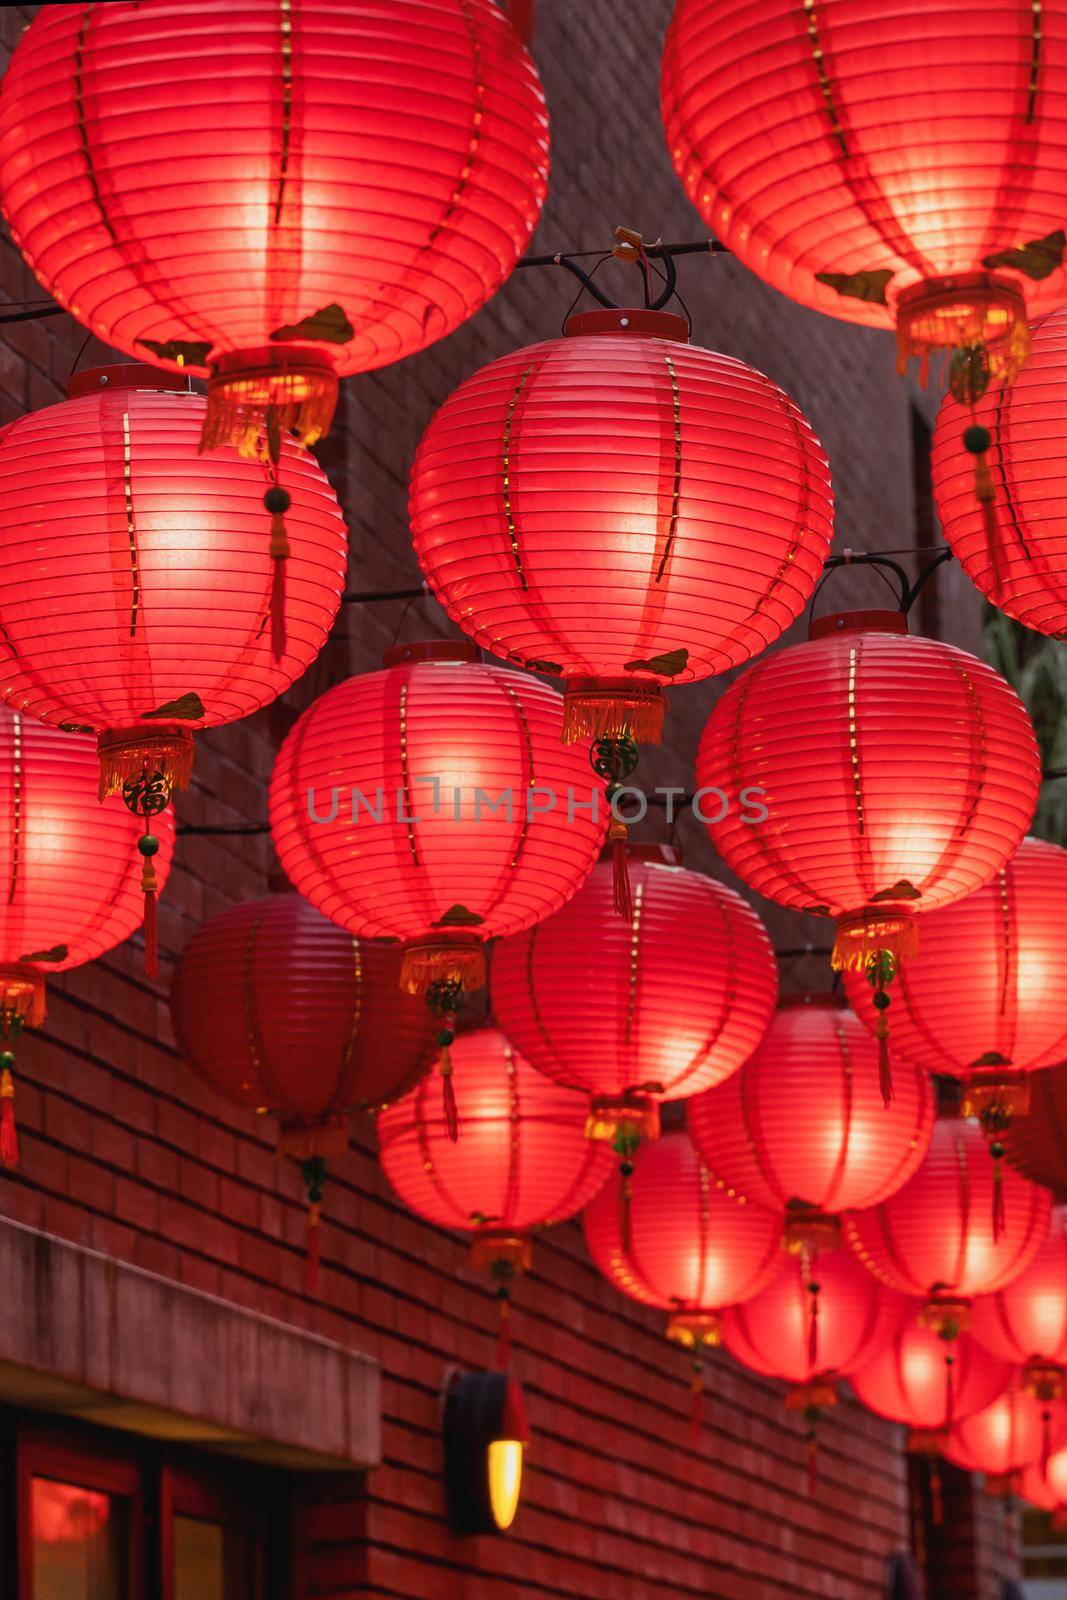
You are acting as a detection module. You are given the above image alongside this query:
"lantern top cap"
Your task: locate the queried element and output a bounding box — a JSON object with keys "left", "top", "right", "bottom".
{"left": 777, "top": 991, "right": 846, "bottom": 1011}
{"left": 382, "top": 639, "right": 480, "bottom": 669}
{"left": 563, "top": 308, "right": 690, "bottom": 343}
{"left": 809, "top": 609, "right": 910, "bottom": 641}
{"left": 67, "top": 364, "right": 194, "bottom": 400}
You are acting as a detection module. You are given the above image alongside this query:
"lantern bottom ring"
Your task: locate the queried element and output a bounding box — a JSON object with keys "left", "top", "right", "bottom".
{"left": 276, "top": 1114, "right": 350, "bottom": 1160}
{"left": 1023, "top": 1360, "right": 1065, "bottom": 1404}
{"left": 562, "top": 678, "right": 665, "bottom": 746}
{"left": 399, "top": 933, "right": 487, "bottom": 997}
{"left": 921, "top": 1296, "right": 971, "bottom": 1339}
{"left": 983, "top": 1471, "right": 1021, "bottom": 1498}
{"left": 830, "top": 907, "right": 918, "bottom": 972}
{"left": 895, "top": 272, "right": 1030, "bottom": 383}
{"left": 782, "top": 1207, "right": 842, "bottom": 1254}
{"left": 0, "top": 965, "right": 46, "bottom": 1028}
{"left": 97, "top": 724, "right": 196, "bottom": 803}
{"left": 203, "top": 346, "right": 340, "bottom": 459}
{"left": 666, "top": 1310, "right": 722, "bottom": 1351}
{"left": 585, "top": 1093, "right": 661, "bottom": 1146}
{"left": 469, "top": 1231, "right": 532, "bottom": 1276}
{"left": 961, "top": 1067, "right": 1031, "bottom": 1124}
{"left": 907, "top": 1427, "right": 949, "bottom": 1458}
{"left": 784, "top": 1379, "right": 837, "bottom": 1411}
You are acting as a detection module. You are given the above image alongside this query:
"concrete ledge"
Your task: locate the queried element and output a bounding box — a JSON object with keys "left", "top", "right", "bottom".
{"left": 0, "top": 1216, "right": 380, "bottom": 1471}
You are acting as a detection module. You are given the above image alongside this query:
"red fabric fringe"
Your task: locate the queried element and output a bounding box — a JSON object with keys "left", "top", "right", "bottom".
{"left": 270, "top": 546, "right": 287, "bottom": 663}
{"left": 992, "top": 1153, "right": 1005, "bottom": 1240}
{"left": 442, "top": 1067, "right": 459, "bottom": 1143}
{"left": 611, "top": 825, "right": 633, "bottom": 921}
{"left": 306, "top": 1201, "right": 321, "bottom": 1295}
{"left": 143, "top": 888, "right": 158, "bottom": 979}
{"left": 0, "top": 1069, "right": 18, "bottom": 1169}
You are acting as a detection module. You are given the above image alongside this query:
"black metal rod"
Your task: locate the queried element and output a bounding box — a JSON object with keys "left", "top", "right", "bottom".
{"left": 341, "top": 585, "right": 428, "bottom": 604}
{"left": 516, "top": 239, "right": 730, "bottom": 268}
{"left": 0, "top": 304, "right": 65, "bottom": 324}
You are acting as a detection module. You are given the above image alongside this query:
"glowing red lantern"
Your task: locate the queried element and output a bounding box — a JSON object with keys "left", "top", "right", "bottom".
{"left": 491, "top": 844, "right": 777, "bottom": 1150}
{"left": 844, "top": 839, "right": 1067, "bottom": 1136}
{"left": 944, "top": 1383, "right": 1067, "bottom": 1486}
{"left": 0, "top": 365, "right": 346, "bottom": 825}
{"left": 845, "top": 1113, "right": 1052, "bottom": 1335}
{"left": 582, "top": 1128, "right": 781, "bottom": 1435}
{"left": 687, "top": 994, "right": 934, "bottom": 1252}
{"left": 1021, "top": 1447, "right": 1067, "bottom": 1512}
{"left": 409, "top": 307, "right": 833, "bottom": 747}
{"left": 662, "top": 0, "right": 1067, "bottom": 383}
{"left": 721, "top": 1245, "right": 905, "bottom": 1488}
{"left": 971, "top": 1209, "right": 1067, "bottom": 1415}
{"left": 0, "top": 706, "right": 174, "bottom": 1164}
{"left": 850, "top": 1314, "right": 1013, "bottom": 1441}
{"left": 1002, "top": 1064, "right": 1067, "bottom": 1197}
{"left": 172, "top": 889, "right": 437, "bottom": 1288}
{"left": 378, "top": 1024, "right": 612, "bottom": 1361}
{"left": 695, "top": 611, "right": 1039, "bottom": 1051}
{"left": 270, "top": 640, "right": 605, "bottom": 1131}
{"left": 0, "top": 0, "right": 548, "bottom": 454}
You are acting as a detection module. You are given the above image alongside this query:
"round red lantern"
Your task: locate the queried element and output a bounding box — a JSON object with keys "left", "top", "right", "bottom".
{"left": 933, "top": 305, "right": 1067, "bottom": 635}
{"left": 582, "top": 1128, "right": 781, "bottom": 1435}
{"left": 378, "top": 1024, "right": 612, "bottom": 1362}
{"left": 172, "top": 888, "right": 437, "bottom": 1288}
{"left": 662, "top": 0, "right": 1067, "bottom": 382}
{"left": 695, "top": 610, "right": 1040, "bottom": 1046}
{"left": 0, "top": 365, "right": 347, "bottom": 828}
{"left": 687, "top": 993, "right": 934, "bottom": 1252}
{"left": 0, "top": 706, "right": 175, "bottom": 1164}
{"left": 971, "top": 1208, "right": 1067, "bottom": 1413}
{"left": 0, "top": 0, "right": 548, "bottom": 454}
{"left": 1002, "top": 1064, "right": 1067, "bottom": 1198}
{"left": 944, "top": 1384, "right": 1067, "bottom": 1486}
{"left": 845, "top": 838, "right": 1067, "bottom": 1151}
{"left": 409, "top": 307, "right": 833, "bottom": 747}
{"left": 491, "top": 844, "right": 777, "bottom": 1150}
{"left": 1021, "top": 1447, "right": 1067, "bottom": 1512}
{"left": 845, "top": 1113, "right": 1052, "bottom": 1334}
{"left": 850, "top": 1314, "right": 1013, "bottom": 1442}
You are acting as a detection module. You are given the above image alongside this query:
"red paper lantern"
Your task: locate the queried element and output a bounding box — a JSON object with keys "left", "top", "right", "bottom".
{"left": 944, "top": 1383, "right": 1067, "bottom": 1485}
{"left": 662, "top": 0, "right": 1067, "bottom": 381}
{"left": 378, "top": 1024, "right": 612, "bottom": 1360}
{"left": 933, "top": 306, "right": 1067, "bottom": 636}
{"left": 971, "top": 1208, "right": 1067, "bottom": 1409}
{"left": 0, "top": 706, "right": 174, "bottom": 1164}
{"left": 491, "top": 844, "right": 777, "bottom": 1149}
{"left": 850, "top": 1314, "right": 1013, "bottom": 1439}
{"left": 172, "top": 889, "right": 437, "bottom": 1288}
{"left": 695, "top": 610, "right": 1039, "bottom": 1043}
{"left": 845, "top": 838, "right": 1067, "bottom": 1138}
{"left": 0, "top": 0, "right": 548, "bottom": 454}
{"left": 845, "top": 1113, "right": 1052, "bottom": 1334}
{"left": 409, "top": 307, "right": 833, "bottom": 746}
{"left": 0, "top": 365, "right": 347, "bottom": 809}
{"left": 1002, "top": 1064, "right": 1067, "bottom": 1198}
{"left": 1021, "top": 1447, "right": 1067, "bottom": 1512}
{"left": 582, "top": 1128, "right": 781, "bottom": 1433}
{"left": 687, "top": 993, "right": 934, "bottom": 1251}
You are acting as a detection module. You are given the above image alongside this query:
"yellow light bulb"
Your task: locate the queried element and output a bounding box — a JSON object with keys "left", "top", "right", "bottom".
{"left": 487, "top": 1439, "right": 524, "bottom": 1530}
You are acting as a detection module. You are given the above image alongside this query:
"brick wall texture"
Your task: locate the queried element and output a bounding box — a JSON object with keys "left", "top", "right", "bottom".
{"left": 0, "top": 4, "right": 1019, "bottom": 1599}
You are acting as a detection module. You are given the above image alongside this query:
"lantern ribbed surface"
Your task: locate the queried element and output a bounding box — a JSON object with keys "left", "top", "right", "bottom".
{"left": 850, "top": 1315, "right": 1013, "bottom": 1432}
{"left": 1002, "top": 1064, "right": 1067, "bottom": 1197}
{"left": 944, "top": 1385, "right": 1067, "bottom": 1477}
{"left": 971, "top": 1207, "right": 1067, "bottom": 1370}
{"left": 1022, "top": 1447, "right": 1067, "bottom": 1511}
{"left": 377, "top": 1025, "right": 612, "bottom": 1235}
{"left": 721, "top": 1247, "right": 905, "bottom": 1386}
{"left": 409, "top": 312, "right": 833, "bottom": 742}
{"left": 0, "top": 707, "right": 174, "bottom": 987}
{"left": 933, "top": 306, "right": 1067, "bottom": 634}
{"left": 171, "top": 891, "right": 436, "bottom": 1156}
{"left": 845, "top": 1115, "right": 1052, "bottom": 1304}
{"left": 0, "top": 368, "right": 346, "bottom": 784}
{"left": 662, "top": 0, "right": 1067, "bottom": 361}
{"left": 0, "top": 0, "right": 548, "bottom": 447}
{"left": 687, "top": 995, "right": 934, "bottom": 1220}
{"left": 582, "top": 1129, "right": 782, "bottom": 1315}
{"left": 491, "top": 846, "right": 777, "bottom": 1126}
{"left": 268, "top": 643, "right": 605, "bottom": 991}
{"left": 695, "top": 612, "right": 1040, "bottom": 958}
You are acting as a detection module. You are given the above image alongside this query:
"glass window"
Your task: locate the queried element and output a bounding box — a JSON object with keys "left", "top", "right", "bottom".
{"left": 173, "top": 1512, "right": 253, "bottom": 1600}
{"left": 31, "top": 1477, "right": 126, "bottom": 1600}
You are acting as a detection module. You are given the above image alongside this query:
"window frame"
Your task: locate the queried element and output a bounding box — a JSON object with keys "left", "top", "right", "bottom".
{"left": 17, "top": 1423, "right": 145, "bottom": 1600}
{"left": 160, "top": 1461, "right": 269, "bottom": 1600}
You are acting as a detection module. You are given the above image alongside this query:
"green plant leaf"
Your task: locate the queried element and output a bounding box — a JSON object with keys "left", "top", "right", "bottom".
{"left": 136, "top": 338, "right": 213, "bottom": 367}
{"left": 270, "top": 303, "right": 354, "bottom": 344}
{"left": 433, "top": 904, "right": 485, "bottom": 928}
{"left": 141, "top": 692, "right": 205, "bottom": 722}
{"left": 624, "top": 647, "right": 689, "bottom": 677}
{"left": 814, "top": 269, "right": 893, "bottom": 305}
{"left": 982, "top": 228, "right": 1066, "bottom": 281}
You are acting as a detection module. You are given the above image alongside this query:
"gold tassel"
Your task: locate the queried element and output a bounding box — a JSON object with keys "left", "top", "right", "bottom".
{"left": 201, "top": 352, "right": 338, "bottom": 460}
{"left": 0, "top": 969, "right": 46, "bottom": 1030}
{"left": 97, "top": 728, "right": 196, "bottom": 802}
{"left": 831, "top": 911, "right": 918, "bottom": 972}
{"left": 562, "top": 681, "right": 664, "bottom": 745}
{"left": 399, "top": 939, "right": 487, "bottom": 996}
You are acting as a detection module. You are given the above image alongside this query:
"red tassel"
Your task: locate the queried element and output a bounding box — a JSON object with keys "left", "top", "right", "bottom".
{"left": 943, "top": 1349, "right": 956, "bottom": 1431}
{"left": 497, "top": 1289, "right": 511, "bottom": 1369}
{"left": 876, "top": 1021, "right": 893, "bottom": 1107}
{"left": 992, "top": 1147, "right": 1005, "bottom": 1240}
{"left": 609, "top": 818, "right": 632, "bottom": 921}
{"left": 806, "top": 1428, "right": 818, "bottom": 1498}
{"left": 270, "top": 539, "right": 287, "bottom": 663}
{"left": 1043, "top": 1405, "right": 1052, "bottom": 1476}
{"left": 0, "top": 1067, "right": 18, "bottom": 1169}
{"left": 441, "top": 1061, "right": 459, "bottom": 1144}
{"left": 264, "top": 465, "right": 291, "bottom": 666}
{"left": 690, "top": 1361, "right": 704, "bottom": 1451}
{"left": 142, "top": 886, "right": 158, "bottom": 979}
{"left": 930, "top": 1458, "right": 944, "bottom": 1527}
{"left": 306, "top": 1199, "right": 321, "bottom": 1294}
{"left": 807, "top": 1276, "right": 820, "bottom": 1370}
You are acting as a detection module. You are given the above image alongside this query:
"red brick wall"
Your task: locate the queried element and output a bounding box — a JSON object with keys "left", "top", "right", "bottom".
{"left": 0, "top": 4, "right": 1015, "bottom": 1598}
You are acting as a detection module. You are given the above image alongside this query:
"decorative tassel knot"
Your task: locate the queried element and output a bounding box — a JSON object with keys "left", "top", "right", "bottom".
{"left": 300, "top": 1155, "right": 328, "bottom": 1295}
